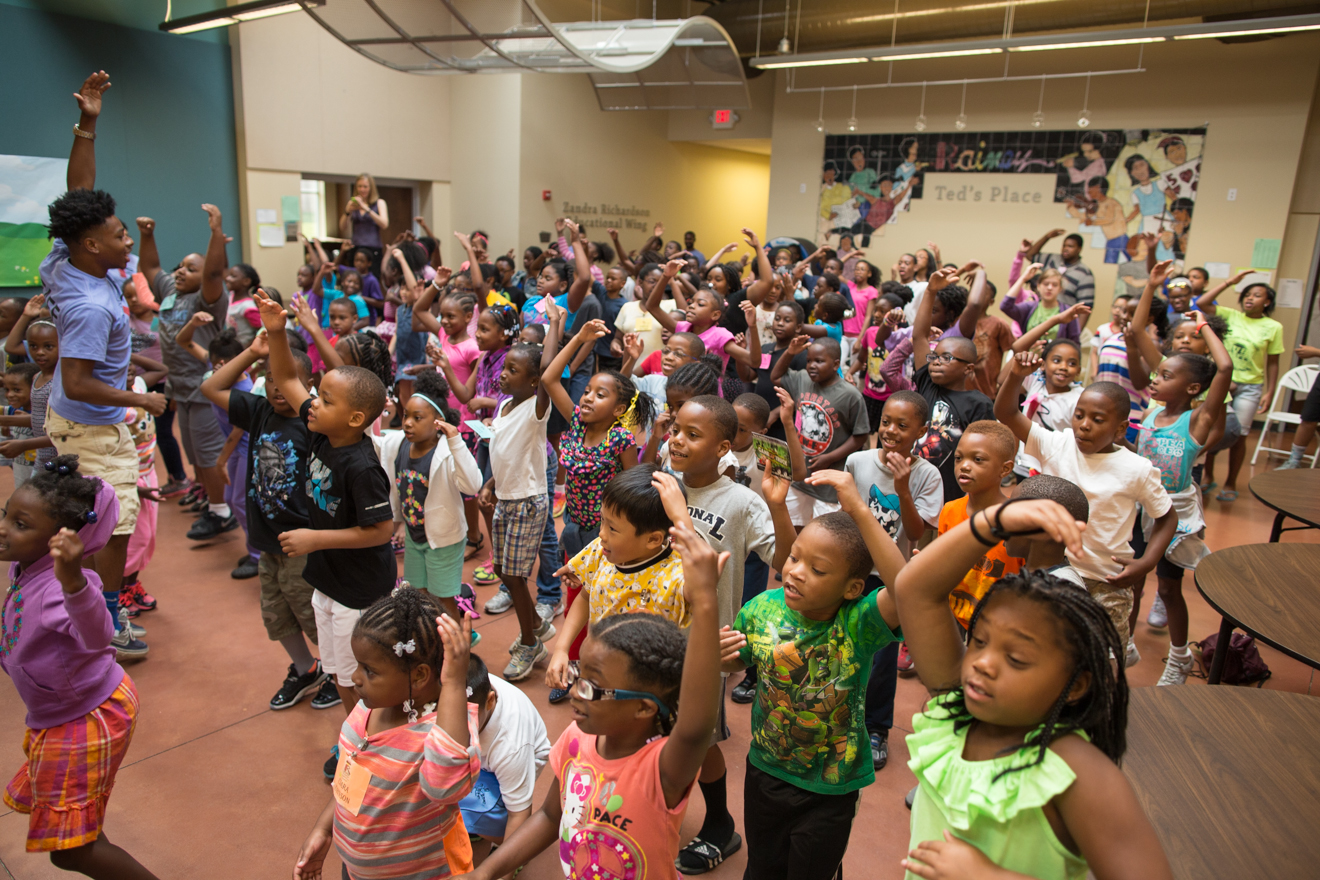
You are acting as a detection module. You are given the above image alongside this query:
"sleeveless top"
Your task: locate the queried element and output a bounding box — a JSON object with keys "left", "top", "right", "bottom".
{"left": 349, "top": 204, "right": 383, "bottom": 248}
{"left": 906, "top": 694, "right": 1089, "bottom": 880}
{"left": 1136, "top": 405, "right": 1201, "bottom": 493}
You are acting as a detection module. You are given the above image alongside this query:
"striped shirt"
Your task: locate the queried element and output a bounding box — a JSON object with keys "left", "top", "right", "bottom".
{"left": 1095, "top": 337, "right": 1149, "bottom": 435}
{"left": 333, "top": 703, "right": 481, "bottom": 880}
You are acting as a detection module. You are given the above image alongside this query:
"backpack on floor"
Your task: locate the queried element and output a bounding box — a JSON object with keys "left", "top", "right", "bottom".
{"left": 1193, "top": 632, "right": 1271, "bottom": 686}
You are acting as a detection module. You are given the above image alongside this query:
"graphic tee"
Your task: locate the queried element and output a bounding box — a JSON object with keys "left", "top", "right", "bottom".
{"left": 780, "top": 370, "right": 870, "bottom": 502}
{"left": 394, "top": 443, "right": 436, "bottom": 544}
{"left": 912, "top": 366, "right": 995, "bottom": 503}
{"left": 735, "top": 588, "right": 900, "bottom": 794}
{"left": 229, "top": 391, "right": 311, "bottom": 554}
{"left": 299, "top": 399, "right": 396, "bottom": 607}
{"left": 550, "top": 723, "right": 692, "bottom": 880}
{"left": 938, "top": 496, "right": 1024, "bottom": 629}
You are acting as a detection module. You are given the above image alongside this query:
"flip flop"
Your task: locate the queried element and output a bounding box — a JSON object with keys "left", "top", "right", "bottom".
{"left": 676, "top": 833, "right": 742, "bottom": 875}
{"left": 1201, "top": 481, "right": 1218, "bottom": 494}
{"left": 1216, "top": 489, "right": 1238, "bottom": 502}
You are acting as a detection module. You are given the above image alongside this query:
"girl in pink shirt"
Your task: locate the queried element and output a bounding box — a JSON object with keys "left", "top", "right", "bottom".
{"left": 842, "top": 260, "right": 880, "bottom": 338}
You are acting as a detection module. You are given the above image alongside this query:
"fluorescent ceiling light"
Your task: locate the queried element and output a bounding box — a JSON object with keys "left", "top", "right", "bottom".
{"left": 879, "top": 48, "right": 1001, "bottom": 60}
{"left": 1010, "top": 37, "right": 1162, "bottom": 52}
{"left": 160, "top": 0, "right": 323, "bottom": 34}
{"left": 1173, "top": 23, "right": 1320, "bottom": 40}
{"left": 757, "top": 57, "right": 869, "bottom": 69}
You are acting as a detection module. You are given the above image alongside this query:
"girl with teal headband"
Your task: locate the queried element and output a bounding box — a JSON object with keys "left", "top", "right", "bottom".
{"left": 376, "top": 369, "right": 484, "bottom": 641}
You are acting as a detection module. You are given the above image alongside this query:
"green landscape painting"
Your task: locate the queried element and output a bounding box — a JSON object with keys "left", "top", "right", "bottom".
{"left": 0, "top": 155, "right": 66, "bottom": 287}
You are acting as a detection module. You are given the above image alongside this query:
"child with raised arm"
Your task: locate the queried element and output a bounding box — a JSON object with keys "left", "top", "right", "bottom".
{"left": 453, "top": 519, "right": 728, "bottom": 880}
{"left": 1126, "top": 266, "right": 1234, "bottom": 683}
{"left": 1007, "top": 303, "right": 1088, "bottom": 479}
{"left": 894, "top": 498, "right": 1171, "bottom": 880}
{"left": 253, "top": 290, "right": 397, "bottom": 780}
{"left": 721, "top": 468, "right": 906, "bottom": 880}
{"left": 995, "top": 353, "right": 1177, "bottom": 651}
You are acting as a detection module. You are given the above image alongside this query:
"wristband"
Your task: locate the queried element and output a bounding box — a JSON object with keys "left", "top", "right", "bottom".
{"left": 1194, "top": 321, "right": 1208, "bottom": 335}
{"left": 72, "top": 124, "right": 95, "bottom": 141}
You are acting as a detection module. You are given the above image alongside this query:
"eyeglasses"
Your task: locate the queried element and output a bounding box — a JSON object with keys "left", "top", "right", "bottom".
{"left": 661, "top": 347, "right": 692, "bottom": 360}
{"left": 566, "top": 662, "right": 675, "bottom": 725}
{"left": 930, "top": 352, "right": 974, "bottom": 365}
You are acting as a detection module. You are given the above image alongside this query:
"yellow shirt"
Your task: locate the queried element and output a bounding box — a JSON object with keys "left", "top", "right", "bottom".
{"left": 569, "top": 538, "right": 689, "bottom": 627}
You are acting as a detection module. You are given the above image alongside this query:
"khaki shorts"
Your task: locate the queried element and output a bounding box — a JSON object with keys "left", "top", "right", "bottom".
{"left": 259, "top": 552, "right": 319, "bottom": 644}
{"left": 1082, "top": 578, "right": 1133, "bottom": 646}
{"left": 46, "top": 408, "right": 140, "bottom": 537}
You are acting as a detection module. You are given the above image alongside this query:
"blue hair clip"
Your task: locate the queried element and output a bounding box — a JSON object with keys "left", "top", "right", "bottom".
{"left": 84, "top": 510, "right": 97, "bottom": 524}
{"left": 57, "top": 464, "right": 71, "bottom": 475}
{"left": 43, "top": 461, "right": 57, "bottom": 472}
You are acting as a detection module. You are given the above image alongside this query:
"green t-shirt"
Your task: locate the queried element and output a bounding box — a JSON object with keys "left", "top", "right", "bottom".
{"left": 1220, "top": 306, "right": 1284, "bottom": 385}
{"left": 734, "top": 588, "right": 900, "bottom": 794}
{"left": 1026, "top": 302, "right": 1061, "bottom": 341}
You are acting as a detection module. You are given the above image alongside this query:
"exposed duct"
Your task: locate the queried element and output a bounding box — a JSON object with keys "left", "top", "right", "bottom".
{"left": 704, "top": 0, "right": 1320, "bottom": 57}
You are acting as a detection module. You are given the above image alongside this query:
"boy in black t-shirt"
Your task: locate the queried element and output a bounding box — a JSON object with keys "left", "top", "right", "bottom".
{"left": 880, "top": 265, "right": 995, "bottom": 503}
{"left": 254, "top": 292, "right": 395, "bottom": 777}
{"left": 202, "top": 333, "right": 338, "bottom": 714}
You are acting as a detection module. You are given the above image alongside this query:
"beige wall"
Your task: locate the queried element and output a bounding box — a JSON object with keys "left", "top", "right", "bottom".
{"left": 766, "top": 35, "right": 1320, "bottom": 352}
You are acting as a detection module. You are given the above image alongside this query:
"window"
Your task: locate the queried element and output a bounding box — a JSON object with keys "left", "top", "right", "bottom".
{"left": 300, "top": 179, "right": 326, "bottom": 240}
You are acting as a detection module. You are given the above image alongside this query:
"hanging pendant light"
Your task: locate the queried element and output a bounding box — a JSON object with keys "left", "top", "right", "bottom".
{"left": 914, "top": 82, "right": 927, "bottom": 132}
{"left": 954, "top": 81, "right": 968, "bottom": 131}
{"left": 1031, "top": 76, "right": 1046, "bottom": 128}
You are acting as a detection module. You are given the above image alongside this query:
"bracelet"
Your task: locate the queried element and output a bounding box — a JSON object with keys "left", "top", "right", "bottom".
{"left": 1194, "top": 321, "right": 1208, "bottom": 334}
{"left": 968, "top": 509, "right": 997, "bottom": 547}
{"left": 72, "top": 124, "right": 95, "bottom": 141}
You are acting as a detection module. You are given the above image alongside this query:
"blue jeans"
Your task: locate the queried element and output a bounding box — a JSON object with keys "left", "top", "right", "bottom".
{"left": 863, "top": 576, "right": 898, "bottom": 734}
{"left": 742, "top": 552, "right": 770, "bottom": 606}
{"left": 499, "top": 446, "right": 563, "bottom": 606}
{"left": 560, "top": 504, "right": 598, "bottom": 563}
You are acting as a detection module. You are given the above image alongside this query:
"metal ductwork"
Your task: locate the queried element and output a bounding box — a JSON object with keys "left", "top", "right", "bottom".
{"left": 703, "top": 0, "right": 1319, "bottom": 57}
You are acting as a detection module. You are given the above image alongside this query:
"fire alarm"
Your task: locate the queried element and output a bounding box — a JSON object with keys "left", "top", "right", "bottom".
{"left": 542, "top": 190, "right": 552, "bottom": 201}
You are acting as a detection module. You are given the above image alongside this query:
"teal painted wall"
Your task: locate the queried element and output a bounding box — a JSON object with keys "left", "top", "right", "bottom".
{"left": 0, "top": 3, "right": 241, "bottom": 293}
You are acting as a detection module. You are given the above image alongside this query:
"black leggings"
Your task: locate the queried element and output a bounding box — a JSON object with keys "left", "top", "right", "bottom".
{"left": 152, "top": 387, "right": 186, "bottom": 481}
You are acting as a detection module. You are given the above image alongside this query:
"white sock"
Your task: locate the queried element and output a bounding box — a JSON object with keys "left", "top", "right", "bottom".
{"left": 1170, "top": 642, "right": 1191, "bottom": 659}
{"left": 1289, "top": 444, "right": 1306, "bottom": 463}
{"left": 209, "top": 502, "right": 232, "bottom": 518}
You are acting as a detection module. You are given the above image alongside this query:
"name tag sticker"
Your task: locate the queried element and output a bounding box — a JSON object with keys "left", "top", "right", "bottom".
{"left": 332, "top": 751, "right": 370, "bottom": 816}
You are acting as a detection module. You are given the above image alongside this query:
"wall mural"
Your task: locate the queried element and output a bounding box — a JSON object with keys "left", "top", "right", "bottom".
{"left": 818, "top": 127, "right": 1206, "bottom": 267}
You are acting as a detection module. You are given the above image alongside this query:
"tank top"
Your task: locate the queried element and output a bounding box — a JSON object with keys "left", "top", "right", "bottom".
{"left": 349, "top": 204, "right": 383, "bottom": 248}
{"left": 1136, "top": 405, "right": 1201, "bottom": 493}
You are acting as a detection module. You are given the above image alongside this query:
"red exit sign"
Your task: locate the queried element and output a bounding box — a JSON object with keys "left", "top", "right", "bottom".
{"left": 709, "top": 109, "right": 738, "bottom": 130}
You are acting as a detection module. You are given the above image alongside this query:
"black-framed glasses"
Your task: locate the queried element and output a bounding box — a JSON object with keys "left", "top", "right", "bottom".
{"left": 566, "top": 662, "right": 675, "bottom": 724}
{"left": 931, "top": 352, "right": 974, "bottom": 365}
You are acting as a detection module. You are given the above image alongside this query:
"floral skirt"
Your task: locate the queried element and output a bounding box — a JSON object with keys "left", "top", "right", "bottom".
{"left": 3, "top": 675, "right": 139, "bottom": 852}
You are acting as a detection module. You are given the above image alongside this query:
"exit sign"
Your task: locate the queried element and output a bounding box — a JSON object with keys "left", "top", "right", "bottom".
{"left": 709, "top": 109, "right": 739, "bottom": 130}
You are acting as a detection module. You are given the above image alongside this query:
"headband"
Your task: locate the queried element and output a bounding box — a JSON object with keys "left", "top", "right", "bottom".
{"left": 411, "top": 393, "right": 445, "bottom": 416}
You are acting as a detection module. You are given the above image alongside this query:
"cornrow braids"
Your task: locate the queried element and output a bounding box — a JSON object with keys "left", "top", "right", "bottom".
{"left": 666, "top": 359, "right": 720, "bottom": 399}
{"left": 343, "top": 330, "right": 394, "bottom": 391}
{"left": 483, "top": 303, "right": 520, "bottom": 343}
{"left": 932, "top": 570, "right": 1127, "bottom": 778}
{"left": 598, "top": 368, "right": 656, "bottom": 430}
{"left": 355, "top": 586, "right": 448, "bottom": 716}
{"left": 590, "top": 612, "right": 687, "bottom": 735}
{"left": 25, "top": 454, "right": 101, "bottom": 532}
{"left": 444, "top": 290, "right": 478, "bottom": 317}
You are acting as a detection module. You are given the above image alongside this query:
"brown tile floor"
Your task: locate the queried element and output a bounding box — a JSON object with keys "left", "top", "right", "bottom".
{"left": 1, "top": 439, "right": 1317, "bottom": 879}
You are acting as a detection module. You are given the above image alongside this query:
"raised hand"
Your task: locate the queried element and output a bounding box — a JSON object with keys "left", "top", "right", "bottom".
{"left": 201, "top": 203, "right": 223, "bottom": 232}
{"left": 73, "top": 70, "right": 111, "bottom": 117}
{"left": 436, "top": 611, "right": 472, "bottom": 684}
{"left": 1046, "top": 227, "right": 1066, "bottom": 239}
{"left": 623, "top": 333, "right": 644, "bottom": 360}
{"left": 804, "top": 468, "right": 864, "bottom": 516}
{"left": 135, "top": 217, "right": 156, "bottom": 235}
{"left": 22, "top": 293, "right": 45, "bottom": 319}
{"left": 925, "top": 265, "right": 960, "bottom": 293}
{"left": 1061, "top": 303, "right": 1092, "bottom": 325}
{"left": 663, "top": 258, "right": 685, "bottom": 278}
{"left": 580, "top": 318, "right": 610, "bottom": 342}
{"left": 1022, "top": 261, "right": 1043, "bottom": 281}
{"left": 786, "top": 333, "right": 811, "bottom": 356}
{"left": 741, "top": 227, "right": 762, "bottom": 250}
{"left": 651, "top": 471, "right": 692, "bottom": 529}
{"left": 761, "top": 470, "right": 790, "bottom": 506}
{"left": 1148, "top": 259, "right": 1175, "bottom": 288}
{"left": 289, "top": 292, "right": 317, "bottom": 329}
{"left": 185, "top": 310, "right": 214, "bottom": 328}
{"left": 774, "top": 386, "right": 797, "bottom": 419}
{"left": 253, "top": 288, "right": 289, "bottom": 332}
{"left": 453, "top": 231, "right": 471, "bottom": 249}
{"left": 248, "top": 331, "right": 271, "bottom": 359}
{"left": 1009, "top": 350, "right": 1042, "bottom": 378}
{"left": 653, "top": 221, "right": 664, "bottom": 238}
{"left": 49, "top": 528, "right": 88, "bottom": 595}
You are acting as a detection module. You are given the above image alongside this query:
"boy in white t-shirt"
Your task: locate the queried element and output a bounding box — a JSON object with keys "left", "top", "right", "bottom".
{"left": 996, "top": 365, "right": 1177, "bottom": 650}
{"left": 461, "top": 655, "right": 552, "bottom": 866}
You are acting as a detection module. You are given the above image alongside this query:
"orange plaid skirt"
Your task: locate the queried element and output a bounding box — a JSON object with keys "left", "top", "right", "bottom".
{"left": 3, "top": 675, "right": 139, "bottom": 852}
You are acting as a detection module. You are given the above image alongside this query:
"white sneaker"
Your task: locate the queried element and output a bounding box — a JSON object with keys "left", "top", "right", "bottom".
{"left": 483, "top": 590, "right": 513, "bottom": 614}
{"left": 536, "top": 601, "right": 559, "bottom": 625}
{"left": 1157, "top": 653, "right": 1193, "bottom": 686}
{"left": 504, "top": 639, "right": 547, "bottom": 681}
{"left": 1125, "top": 640, "right": 1141, "bottom": 668}
{"left": 510, "top": 619, "right": 556, "bottom": 653}
{"left": 1277, "top": 459, "right": 1303, "bottom": 470}
{"left": 1147, "top": 595, "right": 1168, "bottom": 629}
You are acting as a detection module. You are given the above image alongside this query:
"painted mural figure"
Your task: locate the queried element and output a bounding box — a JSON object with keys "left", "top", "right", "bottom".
{"left": 1066, "top": 176, "right": 1129, "bottom": 263}
{"left": 818, "top": 161, "right": 857, "bottom": 242}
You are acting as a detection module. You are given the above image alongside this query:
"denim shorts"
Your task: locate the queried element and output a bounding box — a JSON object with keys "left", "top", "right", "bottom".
{"left": 1230, "top": 382, "right": 1262, "bottom": 430}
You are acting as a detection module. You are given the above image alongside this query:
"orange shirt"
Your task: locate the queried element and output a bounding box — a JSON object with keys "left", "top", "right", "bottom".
{"left": 938, "top": 496, "right": 1024, "bottom": 629}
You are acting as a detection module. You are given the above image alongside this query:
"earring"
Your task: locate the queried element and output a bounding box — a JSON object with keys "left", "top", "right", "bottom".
{"left": 403, "top": 699, "right": 418, "bottom": 724}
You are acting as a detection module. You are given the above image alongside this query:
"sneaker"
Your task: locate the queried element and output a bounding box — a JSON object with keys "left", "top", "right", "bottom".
{"left": 503, "top": 639, "right": 547, "bottom": 681}
{"left": 552, "top": 489, "right": 566, "bottom": 519}
{"left": 1125, "top": 640, "right": 1141, "bottom": 668}
{"left": 870, "top": 730, "right": 889, "bottom": 770}
{"left": 324, "top": 745, "right": 339, "bottom": 781}
{"left": 159, "top": 478, "right": 192, "bottom": 498}
{"left": 270, "top": 662, "right": 327, "bottom": 710}
{"left": 897, "top": 643, "right": 915, "bottom": 673}
{"left": 731, "top": 673, "right": 757, "bottom": 704}
{"left": 483, "top": 589, "right": 513, "bottom": 614}
{"left": 536, "top": 601, "right": 560, "bottom": 625}
{"left": 188, "top": 497, "right": 209, "bottom": 514}
{"left": 117, "top": 607, "right": 146, "bottom": 639}
{"left": 178, "top": 483, "right": 205, "bottom": 505}
{"left": 187, "top": 511, "right": 238, "bottom": 541}
{"left": 111, "top": 626, "right": 149, "bottom": 659}
{"left": 509, "top": 619, "right": 556, "bottom": 653}
{"left": 310, "top": 677, "right": 342, "bottom": 710}
{"left": 1147, "top": 594, "right": 1168, "bottom": 629}
{"left": 1157, "top": 652, "right": 1193, "bottom": 686}
{"left": 1277, "top": 459, "right": 1303, "bottom": 470}
{"left": 470, "top": 630, "right": 482, "bottom": 648}
{"left": 548, "top": 687, "right": 570, "bottom": 704}
{"left": 120, "top": 581, "right": 157, "bottom": 613}
{"left": 231, "top": 555, "right": 260, "bottom": 579}
{"left": 473, "top": 560, "right": 499, "bottom": 586}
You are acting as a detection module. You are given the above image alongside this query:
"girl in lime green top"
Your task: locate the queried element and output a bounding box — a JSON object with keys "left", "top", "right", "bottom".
{"left": 893, "top": 498, "right": 1172, "bottom": 880}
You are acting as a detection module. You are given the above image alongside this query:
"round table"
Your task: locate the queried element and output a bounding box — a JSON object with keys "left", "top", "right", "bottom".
{"left": 1125, "top": 686, "right": 1320, "bottom": 879}
{"left": 1248, "top": 468, "right": 1320, "bottom": 542}
{"left": 1194, "top": 543, "right": 1320, "bottom": 683}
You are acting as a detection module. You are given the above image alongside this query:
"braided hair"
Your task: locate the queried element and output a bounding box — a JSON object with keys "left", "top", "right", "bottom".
{"left": 666, "top": 359, "right": 720, "bottom": 399}
{"left": 482, "top": 303, "right": 520, "bottom": 345}
{"left": 590, "top": 612, "right": 686, "bottom": 735}
{"left": 340, "top": 330, "right": 394, "bottom": 391}
{"left": 443, "top": 290, "right": 478, "bottom": 318}
{"left": 597, "top": 368, "right": 656, "bottom": 430}
{"left": 355, "top": 586, "right": 448, "bottom": 715}
{"left": 24, "top": 454, "right": 101, "bottom": 532}
{"left": 412, "top": 368, "right": 460, "bottom": 424}
{"left": 934, "top": 570, "right": 1128, "bottom": 777}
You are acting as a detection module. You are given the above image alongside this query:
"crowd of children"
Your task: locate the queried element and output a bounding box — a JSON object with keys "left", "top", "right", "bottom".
{"left": 5, "top": 69, "right": 1305, "bottom": 880}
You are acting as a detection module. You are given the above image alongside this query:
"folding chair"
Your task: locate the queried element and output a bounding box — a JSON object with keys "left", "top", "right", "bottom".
{"left": 1251, "top": 364, "right": 1319, "bottom": 465}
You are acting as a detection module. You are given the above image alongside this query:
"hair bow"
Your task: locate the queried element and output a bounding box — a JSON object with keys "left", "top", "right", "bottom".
{"left": 393, "top": 639, "right": 416, "bottom": 657}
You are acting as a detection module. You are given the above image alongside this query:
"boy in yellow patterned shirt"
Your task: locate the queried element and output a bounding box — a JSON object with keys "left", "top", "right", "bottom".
{"left": 545, "top": 464, "right": 691, "bottom": 689}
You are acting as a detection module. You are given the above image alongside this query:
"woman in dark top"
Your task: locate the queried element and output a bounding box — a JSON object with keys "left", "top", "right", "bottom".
{"left": 338, "top": 173, "right": 388, "bottom": 274}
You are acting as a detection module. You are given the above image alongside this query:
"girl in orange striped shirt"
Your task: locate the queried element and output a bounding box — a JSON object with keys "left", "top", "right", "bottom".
{"left": 294, "top": 588, "right": 481, "bottom": 880}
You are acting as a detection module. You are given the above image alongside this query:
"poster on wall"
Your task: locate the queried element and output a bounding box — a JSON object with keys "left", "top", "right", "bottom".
{"left": 0, "top": 155, "right": 66, "bottom": 287}
{"left": 819, "top": 127, "right": 1206, "bottom": 269}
